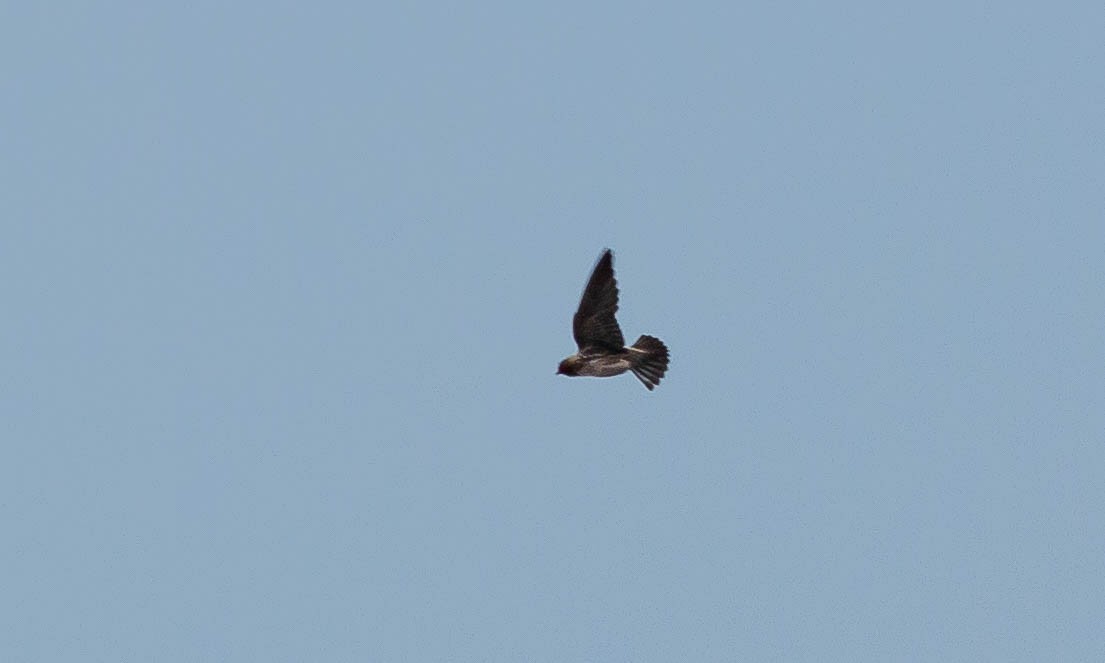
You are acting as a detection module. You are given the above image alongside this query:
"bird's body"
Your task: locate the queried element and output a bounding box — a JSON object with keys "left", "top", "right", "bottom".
{"left": 557, "top": 351, "right": 632, "bottom": 378}
{"left": 557, "top": 250, "right": 669, "bottom": 390}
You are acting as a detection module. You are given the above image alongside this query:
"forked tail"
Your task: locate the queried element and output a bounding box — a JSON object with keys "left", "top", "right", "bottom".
{"left": 628, "top": 335, "right": 669, "bottom": 391}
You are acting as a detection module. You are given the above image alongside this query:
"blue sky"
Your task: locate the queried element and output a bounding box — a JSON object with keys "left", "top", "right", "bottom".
{"left": 3, "top": 3, "right": 1103, "bottom": 661}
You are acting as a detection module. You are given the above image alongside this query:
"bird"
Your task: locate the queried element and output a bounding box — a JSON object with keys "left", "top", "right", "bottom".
{"left": 557, "top": 249, "right": 669, "bottom": 390}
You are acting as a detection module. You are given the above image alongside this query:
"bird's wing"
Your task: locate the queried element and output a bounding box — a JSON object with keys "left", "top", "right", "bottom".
{"left": 572, "top": 249, "right": 626, "bottom": 352}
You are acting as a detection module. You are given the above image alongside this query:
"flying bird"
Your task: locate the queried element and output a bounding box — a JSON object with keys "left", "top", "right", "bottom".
{"left": 557, "top": 249, "right": 669, "bottom": 390}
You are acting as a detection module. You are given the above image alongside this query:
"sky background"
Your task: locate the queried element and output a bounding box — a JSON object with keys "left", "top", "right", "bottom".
{"left": 3, "top": 2, "right": 1103, "bottom": 661}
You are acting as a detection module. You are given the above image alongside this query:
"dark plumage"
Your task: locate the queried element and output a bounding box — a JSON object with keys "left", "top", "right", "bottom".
{"left": 557, "top": 249, "right": 670, "bottom": 390}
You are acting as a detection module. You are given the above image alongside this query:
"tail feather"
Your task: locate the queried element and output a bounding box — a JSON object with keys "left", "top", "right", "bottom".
{"left": 628, "top": 335, "right": 669, "bottom": 391}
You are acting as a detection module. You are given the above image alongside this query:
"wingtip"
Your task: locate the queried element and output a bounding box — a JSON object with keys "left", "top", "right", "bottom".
{"left": 596, "top": 248, "right": 615, "bottom": 271}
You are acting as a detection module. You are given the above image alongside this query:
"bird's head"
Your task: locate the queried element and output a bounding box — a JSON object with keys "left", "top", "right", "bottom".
{"left": 557, "top": 356, "right": 581, "bottom": 376}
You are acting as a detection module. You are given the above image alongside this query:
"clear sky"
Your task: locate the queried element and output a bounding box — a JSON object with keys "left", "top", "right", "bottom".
{"left": 3, "top": 3, "right": 1103, "bottom": 661}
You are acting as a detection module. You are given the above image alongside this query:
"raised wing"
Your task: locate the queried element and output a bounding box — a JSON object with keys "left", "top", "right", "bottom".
{"left": 572, "top": 249, "right": 625, "bottom": 351}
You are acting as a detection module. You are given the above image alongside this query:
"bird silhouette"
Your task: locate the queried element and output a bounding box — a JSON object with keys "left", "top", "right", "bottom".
{"left": 557, "top": 249, "right": 669, "bottom": 390}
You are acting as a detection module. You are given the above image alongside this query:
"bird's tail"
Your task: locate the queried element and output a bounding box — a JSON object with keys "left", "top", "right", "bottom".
{"left": 628, "top": 335, "right": 669, "bottom": 391}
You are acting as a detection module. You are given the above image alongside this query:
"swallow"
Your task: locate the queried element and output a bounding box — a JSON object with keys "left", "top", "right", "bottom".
{"left": 557, "top": 249, "right": 670, "bottom": 390}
